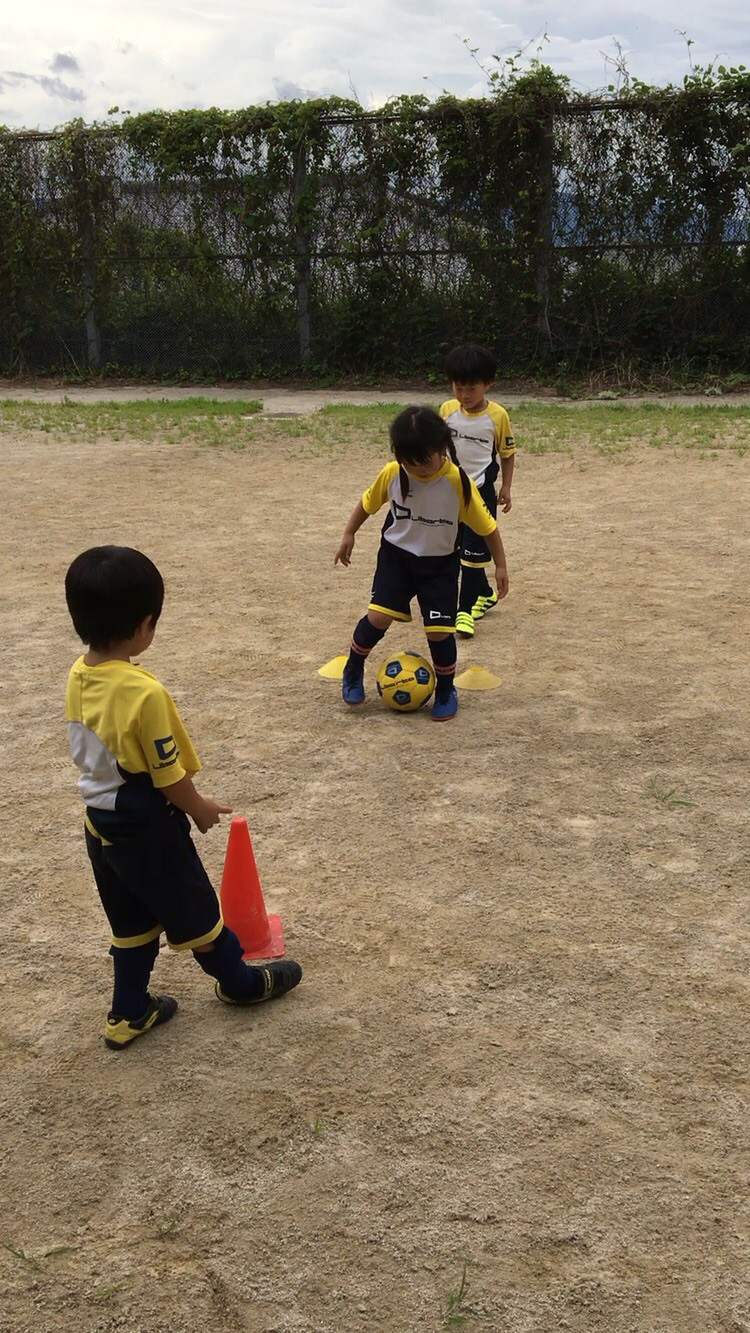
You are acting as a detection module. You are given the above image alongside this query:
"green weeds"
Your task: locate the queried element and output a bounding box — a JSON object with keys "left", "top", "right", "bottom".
{"left": 443, "top": 1264, "right": 475, "bottom": 1326}
{"left": 0, "top": 397, "right": 747, "bottom": 459}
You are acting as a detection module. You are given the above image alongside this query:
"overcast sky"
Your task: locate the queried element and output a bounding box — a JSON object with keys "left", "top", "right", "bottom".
{"left": 1, "top": 0, "right": 748, "bottom": 131}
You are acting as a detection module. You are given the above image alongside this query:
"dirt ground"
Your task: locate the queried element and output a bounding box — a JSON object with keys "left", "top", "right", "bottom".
{"left": 0, "top": 420, "right": 749, "bottom": 1333}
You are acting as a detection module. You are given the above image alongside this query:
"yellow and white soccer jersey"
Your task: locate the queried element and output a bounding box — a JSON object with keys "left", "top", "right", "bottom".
{"left": 65, "top": 657, "right": 200, "bottom": 811}
{"left": 439, "top": 399, "right": 515, "bottom": 487}
{"left": 362, "top": 459, "right": 496, "bottom": 558}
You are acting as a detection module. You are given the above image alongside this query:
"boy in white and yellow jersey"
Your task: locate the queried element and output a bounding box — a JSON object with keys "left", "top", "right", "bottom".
{"left": 440, "top": 344, "right": 516, "bottom": 638}
{"left": 334, "top": 406, "right": 509, "bottom": 721}
{"left": 65, "top": 546, "right": 301, "bottom": 1049}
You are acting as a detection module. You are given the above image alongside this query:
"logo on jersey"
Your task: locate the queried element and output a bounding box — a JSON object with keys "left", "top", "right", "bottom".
{"left": 392, "top": 501, "right": 412, "bottom": 519}
{"left": 155, "top": 735, "right": 177, "bottom": 761}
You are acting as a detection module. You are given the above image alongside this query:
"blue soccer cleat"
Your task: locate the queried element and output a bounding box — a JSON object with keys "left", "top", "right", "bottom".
{"left": 342, "top": 663, "right": 365, "bottom": 705}
{"left": 431, "top": 688, "right": 459, "bottom": 721}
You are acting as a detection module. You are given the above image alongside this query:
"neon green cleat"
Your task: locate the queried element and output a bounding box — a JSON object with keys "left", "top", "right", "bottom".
{"left": 456, "top": 611, "right": 475, "bottom": 638}
{"left": 471, "top": 591, "right": 499, "bottom": 620}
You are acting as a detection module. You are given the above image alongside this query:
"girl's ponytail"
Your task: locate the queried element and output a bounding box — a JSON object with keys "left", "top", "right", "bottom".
{"left": 446, "top": 437, "right": 472, "bottom": 506}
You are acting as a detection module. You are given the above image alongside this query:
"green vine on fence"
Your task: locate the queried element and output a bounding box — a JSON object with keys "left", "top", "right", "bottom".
{"left": 0, "top": 65, "right": 749, "bottom": 379}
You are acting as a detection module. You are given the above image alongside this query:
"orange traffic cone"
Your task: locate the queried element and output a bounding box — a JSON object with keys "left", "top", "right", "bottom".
{"left": 219, "top": 817, "right": 285, "bottom": 959}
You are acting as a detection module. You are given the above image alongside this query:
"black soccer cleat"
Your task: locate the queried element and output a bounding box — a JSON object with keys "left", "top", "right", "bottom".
{"left": 104, "top": 993, "right": 178, "bottom": 1050}
{"left": 215, "top": 960, "right": 303, "bottom": 1006}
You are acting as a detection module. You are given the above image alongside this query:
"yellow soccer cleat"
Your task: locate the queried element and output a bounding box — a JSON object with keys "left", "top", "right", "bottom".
{"left": 104, "top": 993, "right": 178, "bottom": 1051}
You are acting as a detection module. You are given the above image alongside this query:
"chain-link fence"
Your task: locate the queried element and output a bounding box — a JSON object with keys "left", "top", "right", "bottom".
{"left": 1, "top": 92, "right": 749, "bottom": 379}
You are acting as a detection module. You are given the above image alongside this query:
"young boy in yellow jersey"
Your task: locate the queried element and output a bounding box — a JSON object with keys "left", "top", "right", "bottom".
{"left": 440, "top": 344, "right": 516, "bottom": 637}
{"left": 64, "top": 546, "right": 302, "bottom": 1050}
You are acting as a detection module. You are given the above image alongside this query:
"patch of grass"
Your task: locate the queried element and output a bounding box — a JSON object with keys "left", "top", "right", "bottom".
{"left": 2, "top": 1242, "right": 42, "bottom": 1272}
{"left": 92, "top": 1283, "right": 125, "bottom": 1301}
{"left": 0, "top": 396, "right": 262, "bottom": 446}
{"left": 312, "top": 1116, "right": 325, "bottom": 1139}
{"left": 647, "top": 776, "right": 696, "bottom": 811}
{"left": 443, "top": 1264, "right": 475, "bottom": 1326}
{"left": 0, "top": 397, "right": 747, "bottom": 458}
{"left": 511, "top": 402, "right": 750, "bottom": 457}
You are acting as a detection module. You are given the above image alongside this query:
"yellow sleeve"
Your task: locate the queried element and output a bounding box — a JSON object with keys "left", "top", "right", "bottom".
{"left": 460, "top": 477, "right": 498, "bottom": 537}
{"left": 362, "top": 461, "right": 399, "bottom": 515}
{"left": 138, "top": 683, "right": 202, "bottom": 788}
{"left": 487, "top": 402, "right": 516, "bottom": 458}
{"left": 440, "top": 399, "right": 459, "bottom": 419}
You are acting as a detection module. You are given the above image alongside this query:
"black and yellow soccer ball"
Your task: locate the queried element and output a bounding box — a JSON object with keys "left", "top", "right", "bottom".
{"left": 375, "top": 652, "right": 435, "bottom": 712}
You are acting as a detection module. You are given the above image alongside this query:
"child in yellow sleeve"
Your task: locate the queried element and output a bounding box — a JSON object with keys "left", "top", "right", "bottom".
{"left": 65, "top": 545, "right": 302, "bottom": 1049}
{"left": 440, "top": 343, "right": 516, "bottom": 638}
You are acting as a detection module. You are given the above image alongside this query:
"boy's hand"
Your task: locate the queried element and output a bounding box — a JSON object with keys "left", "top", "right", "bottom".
{"left": 334, "top": 533, "right": 355, "bottom": 567}
{"left": 495, "top": 565, "right": 509, "bottom": 599}
{"left": 195, "top": 797, "right": 233, "bottom": 834}
{"left": 498, "top": 486, "right": 512, "bottom": 513}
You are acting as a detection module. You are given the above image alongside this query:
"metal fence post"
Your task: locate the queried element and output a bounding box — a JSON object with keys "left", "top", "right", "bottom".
{"left": 292, "top": 139, "right": 312, "bottom": 367}
{"left": 533, "top": 112, "right": 555, "bottom": 363}
{"left": 70, "top": 133, "right": 101, "bottom": 372}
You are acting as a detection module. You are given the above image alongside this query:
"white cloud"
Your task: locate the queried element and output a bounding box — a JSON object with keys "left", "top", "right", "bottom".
{"left": 0, "top": 0, "right": 747, "bottom": 129}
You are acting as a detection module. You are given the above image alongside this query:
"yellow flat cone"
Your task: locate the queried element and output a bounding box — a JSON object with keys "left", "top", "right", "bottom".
{"left": 454, "top": 666, "right": 502, "bottom": 691}
{"left": 317, "top": 655, "right": 347, "bottom": 681}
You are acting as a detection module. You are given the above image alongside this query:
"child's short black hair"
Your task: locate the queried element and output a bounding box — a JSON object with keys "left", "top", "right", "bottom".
{"left": 65, "top": 546, "right": 164, "bottom": 650}
{"left": 445, "top": 343, "right": 497, "bottom": 384}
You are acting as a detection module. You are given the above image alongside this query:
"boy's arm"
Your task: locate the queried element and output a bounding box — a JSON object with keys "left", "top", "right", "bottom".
{"left": 334, "top": 500, "right": 369, "bottom": 567}
{"left": 486, "top": 528, "right": 509, "bottom": 599}
{"left": 163, "top": 774, "right": 232, "bottom": 834}
{"left": 499, "top": 454, "right": 515, "bottom": 512}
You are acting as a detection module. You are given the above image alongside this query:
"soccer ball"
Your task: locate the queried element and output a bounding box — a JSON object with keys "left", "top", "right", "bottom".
{"left": 376, "top": 652, "right": 435, "bottom": 712}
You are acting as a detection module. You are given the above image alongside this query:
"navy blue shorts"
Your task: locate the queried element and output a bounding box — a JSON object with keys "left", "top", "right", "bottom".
{"left": 369, "top": 540, "right": 459, "bottom": 634}
{"left": 85, "top": 799, "right": 222, "bottom": 951}
{"left": 460, "top": 478, "right": 497, "bottom": 567}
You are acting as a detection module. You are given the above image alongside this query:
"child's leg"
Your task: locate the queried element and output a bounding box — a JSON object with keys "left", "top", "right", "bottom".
{"left": 344, "top": 612, "right": 389, "bottom": 677}
{"left": 102, "top": 806, "right": 302, "bottom": 1007}
{"left": 342, "top": 543, "right": 413, "bottom": 703}
{"left": 110, "top": 938, "right": 160, "bottom": 1018}
{"left": 415, "top": 553, "right": 459, "bottom": 717}
{"left": 458, "top": 562, "right": 491, "bottom": 615}
{"left": 426, "top": 632, "right": 457, "bottom": 699}
{"left": 467, "top": 478, "right": 499, "bottom": 612}
{"left": 193, "top": 926, "right": 300, "bottom": 1004}
{"left": 86, "top": 825, "right": 165, "bottom": 1020}
{"left": 85, "top": 822, "right": 177, "bottom": 1048}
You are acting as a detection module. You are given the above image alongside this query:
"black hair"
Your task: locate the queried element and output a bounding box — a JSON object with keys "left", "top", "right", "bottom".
{"left": 65, "top": 546, "right": 164, "bottom": 650}
{"left": 389, "top": 405, "right": 471, "bottom": 506}
{"left": 445, "top": 343, "right": 497, "bottom": 385}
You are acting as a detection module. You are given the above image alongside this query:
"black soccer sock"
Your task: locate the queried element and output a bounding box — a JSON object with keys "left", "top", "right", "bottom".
{"left": 346, "top": 616, "right": 387, "bottom": 675}
{"left": 110, "top": 937, "right": 160, "bottom": 1020}
{"left": 428, "top": 635, "right": 457, "bottom": 700}
{"left": 192, "top": 926, "right": 268, "bottom": 1001}
{"left": 459, "top": 565, "right": 491, "bottom": 614}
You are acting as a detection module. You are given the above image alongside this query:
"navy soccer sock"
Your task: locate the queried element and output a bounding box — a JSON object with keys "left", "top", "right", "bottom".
{"left": 192, "top": 926, "right": 268, "bottom": 1001}
{"left": 110, "top": 937, "right": 160, "bottom": 1020}
{"left": 428, "top": 635, "right": 457, "bottom": 700}
{"left": 345, "top": 616, "right": 387, "bottom": 675}
{"left": 459, "top": 565, "right": 491, "bottom": 614}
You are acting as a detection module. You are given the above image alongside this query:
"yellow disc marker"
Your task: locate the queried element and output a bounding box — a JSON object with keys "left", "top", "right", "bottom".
{"left": 454, "top": 666, "right": 502, "bottom": 691}
{"left": 317, "top": 655, "right": 347, "bottom": 681}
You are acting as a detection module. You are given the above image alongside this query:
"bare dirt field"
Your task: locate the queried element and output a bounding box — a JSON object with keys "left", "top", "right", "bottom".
{"left": 1, "top": 411, "right": 749, "bottom": 1332}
